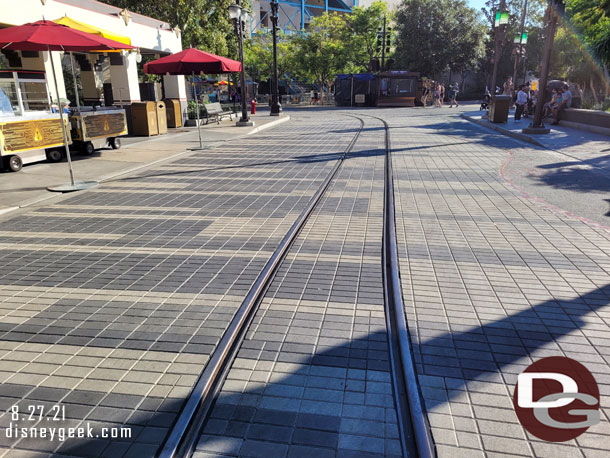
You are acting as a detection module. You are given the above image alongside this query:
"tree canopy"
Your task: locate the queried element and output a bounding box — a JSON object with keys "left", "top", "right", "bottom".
{"left": 394, "top": 0, "right": 486, "bottom": 78}
{"left": 101, "top": 0, "right": 238, "bottom": 57}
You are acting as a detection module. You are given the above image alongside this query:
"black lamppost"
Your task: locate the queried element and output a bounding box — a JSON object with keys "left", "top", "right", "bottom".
{"left": 270, "top": 0, "right": 282, "bottom": 116}
{"left": 229, "top": 2, "right": 254, "bottom": 126}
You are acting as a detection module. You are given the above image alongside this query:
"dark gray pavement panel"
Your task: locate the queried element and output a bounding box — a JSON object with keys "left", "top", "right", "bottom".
{"left": 0, "top": 114, "right": 361, "bottom": 457}
{"left": 194, "top": 117, "right": 401, "bottom": 458}
{"left": 388, "top": 108, "right": 610, "bottom": 457}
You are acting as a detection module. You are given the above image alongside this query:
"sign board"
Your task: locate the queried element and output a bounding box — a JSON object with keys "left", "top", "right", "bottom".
{"left": 355, "top": 94, "right": 366, "bottom": 104}
{"left": 72, "top": 111, "right": 127, "bottom": 141}
{"left": 0, "top": 118, "right": 69, "bottom": 154}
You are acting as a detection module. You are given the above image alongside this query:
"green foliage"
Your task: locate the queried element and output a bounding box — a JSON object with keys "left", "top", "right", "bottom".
{"left": 290, "top": 13, "right": 353, "bottom": 89}
{"left": 343, "top": 1, "right": 391, "bottom": 71}
{"left": 244, "top": 32, "right": 293, "bottom": 81}
{"left": 567, "top": 0, "right": 610, "bottom": 65}
{"left": 101, "top": 0, "right": 239, "bottom": 58}
{"left": 394, "top": 0, "right": 487, "bottom": 78}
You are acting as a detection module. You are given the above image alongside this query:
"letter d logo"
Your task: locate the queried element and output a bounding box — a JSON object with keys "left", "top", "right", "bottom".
{"left": 513, "top": 356, "right": 600, "bottom": 442}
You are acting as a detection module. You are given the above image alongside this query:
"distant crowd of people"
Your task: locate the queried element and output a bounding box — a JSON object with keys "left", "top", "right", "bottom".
{"left": 420, "top": 80, "right": 460, "bottom": 108}
{"left": 480, "top": 76, "right": 573, "bottom": 125}
{"left": 512, "top": 79, "right": 572, "bottom": 124}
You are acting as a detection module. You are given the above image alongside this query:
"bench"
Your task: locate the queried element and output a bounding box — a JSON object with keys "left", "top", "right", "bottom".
{"left": 204, "top": 102, "right": 234, "bottom": 124}
{"left": 552, "top": 108, "right": 610, "bottom": 136}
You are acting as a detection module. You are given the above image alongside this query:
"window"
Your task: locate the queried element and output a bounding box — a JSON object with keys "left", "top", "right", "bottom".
{"left": 0, "top": 80, "right": 18, "bottom": 115}
{"left": 389, "top": 78, "right": 415, "bottom": 96}
{"left": 19, "top": 81, "right": 50, "bottom": 112}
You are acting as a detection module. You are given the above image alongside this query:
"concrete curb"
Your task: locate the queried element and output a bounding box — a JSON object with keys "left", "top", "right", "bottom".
{"left": 247, "top": 115, "right": 290, "bottom": 135}
{"left": 0, "top": 115, "right": 292, "bottom": 216}
{"left": 460, "top": 113, "right": 546, "bottom": 148}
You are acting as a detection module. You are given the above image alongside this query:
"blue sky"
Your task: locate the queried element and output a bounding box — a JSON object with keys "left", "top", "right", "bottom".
{"left": 467, "top": 0, "right": 487, "bottom": 12}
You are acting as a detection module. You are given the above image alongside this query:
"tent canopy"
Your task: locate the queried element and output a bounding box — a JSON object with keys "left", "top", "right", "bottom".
{"left": 0, "top": 20, "right": 134, "bottom": 51}
{"left": 53, "top": 16, "right": 131, "bottom": 46}
{"left": 144, "top": 48, "right": 241, "bottom": 75}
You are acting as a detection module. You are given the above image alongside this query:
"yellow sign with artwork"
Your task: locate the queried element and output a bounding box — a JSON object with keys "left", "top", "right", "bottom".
{"left": 0, "top": 118, "right": 69, "bottom": 154}
{"left": 73, "top": 112, "right": 127, "bottom": 141}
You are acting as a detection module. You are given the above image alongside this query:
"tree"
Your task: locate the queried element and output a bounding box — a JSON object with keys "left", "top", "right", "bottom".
{"left": 101, "top": 0, "right": 238, "bottom": 58}
{"left": 394, "top": 0, "right": 487, "bottom": 79}
{"left": 290, "top": 13, "right": 353, "bottom": 98}
{"left": 343, "top": 1, "right": 391, "bottom": 72}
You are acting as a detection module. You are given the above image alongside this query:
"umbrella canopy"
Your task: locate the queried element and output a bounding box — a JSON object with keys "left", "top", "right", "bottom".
{"left": 53, "top": 16, "right": 131, "bottom": 46}
{"left": 0, "top": 20, "right": 134, "bottom": 51}
{"left": 547, "top": 80, "right": 568, "bottom": 90}
{"left": 144, "top": 47, "right": 241, "bottom": 75}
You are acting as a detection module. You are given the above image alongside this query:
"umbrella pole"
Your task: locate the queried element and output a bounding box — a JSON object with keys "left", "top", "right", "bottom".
{"left": 193, "top": 71, "right": 202, "bottom": 149}
{"left": 47, "top": 48, "right": 97, "bottom": 193}
{"left": 69, "top": 52, "right": 84, "bottom": 140}
{"left": 49, "top": 47, "right": 75, "bottom": 186}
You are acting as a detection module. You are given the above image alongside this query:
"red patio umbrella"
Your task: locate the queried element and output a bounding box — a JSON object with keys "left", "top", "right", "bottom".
{"left": 145, "top": 48, "right": 242, "bottom": 149}
{"left": 0, "top": 20, "right": 134, "bottom": 191}
{"left": 143, "top": 48, "right": 241, "bottom": 74}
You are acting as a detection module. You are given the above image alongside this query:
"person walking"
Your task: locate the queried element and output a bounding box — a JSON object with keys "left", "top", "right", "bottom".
{"left": 440, "top": 84, "right": 445, "bottom": 106}
{"left": 434, "top": 84, "right": 441, "bottom": 107}
{"left": 514, "top": 85, "right": 528, "bottom": 122}
{"left": 449, "top": 82, "right": 459, "bottom": 107}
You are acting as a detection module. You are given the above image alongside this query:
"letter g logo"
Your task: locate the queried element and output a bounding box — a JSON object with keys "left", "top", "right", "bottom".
{"left": 513, "top": 357, "right": 600, "bottom": 442}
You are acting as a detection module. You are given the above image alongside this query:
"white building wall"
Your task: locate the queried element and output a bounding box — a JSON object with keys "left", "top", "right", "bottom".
{"left": 1, "top": 0, "right": 186, "bottom": 106}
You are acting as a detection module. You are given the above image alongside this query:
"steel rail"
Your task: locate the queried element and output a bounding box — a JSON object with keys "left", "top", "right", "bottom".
{"left": 375, "top": 114, "right": 437, "bottom": 458}
{"left": 156, "top": 116, "right": 365, "bottom": 458}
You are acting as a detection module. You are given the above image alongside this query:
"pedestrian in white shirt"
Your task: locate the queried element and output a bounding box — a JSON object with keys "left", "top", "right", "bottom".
{"left": 514, "top": 85, "right": 528, "bottom": 122}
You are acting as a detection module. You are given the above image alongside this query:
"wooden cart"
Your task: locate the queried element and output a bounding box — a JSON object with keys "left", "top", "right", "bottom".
{"left": 0, "top": 114, "right": 72, "bottom": 172}
{"left": 69, "top": 108, "right": 127, "bottom": 154}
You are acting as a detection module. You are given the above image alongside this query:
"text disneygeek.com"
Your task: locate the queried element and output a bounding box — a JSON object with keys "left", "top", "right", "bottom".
{"left": 4, "top": 423, "right": 132, "bottom": 441}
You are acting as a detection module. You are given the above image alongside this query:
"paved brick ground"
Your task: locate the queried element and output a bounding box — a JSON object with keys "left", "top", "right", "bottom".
{"left": 387, "top": 108, "right": 610, "bottom": 458}
{"left": 1, "top": 106, "right": 609, "bottom": 458}
{"left": 195, "top": 116, "right": 401, "bottom": 458}
{"left": 0, "top": 114, "right": 360, "bottom": 457}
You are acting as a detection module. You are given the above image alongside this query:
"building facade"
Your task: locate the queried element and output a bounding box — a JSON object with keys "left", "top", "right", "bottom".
{"left": 250, "top": 0, "right": 358, "bottom": 34}
{"left": 1, "top": 0, "right": 187, "bottom": 108}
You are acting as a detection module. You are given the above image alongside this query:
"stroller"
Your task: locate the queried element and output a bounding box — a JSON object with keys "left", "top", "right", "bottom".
{"left": 480, "top": 92, "right": 491, "bottom": 110}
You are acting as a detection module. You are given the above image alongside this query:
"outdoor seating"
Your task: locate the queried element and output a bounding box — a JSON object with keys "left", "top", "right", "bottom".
{"left": 204, "top": 102, "right": 234, "bottom": 124}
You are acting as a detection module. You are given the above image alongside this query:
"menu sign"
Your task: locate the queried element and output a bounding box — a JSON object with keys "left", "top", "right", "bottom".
{"left": 0, "top": 118, "right": 68, "bottom": 153}
{"left": 81, "top": 112, "right": 127, "bottom": 140}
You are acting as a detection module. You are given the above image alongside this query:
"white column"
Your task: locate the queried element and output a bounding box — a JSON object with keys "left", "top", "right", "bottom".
{"left": 42, "top": 51, "right": 67, "bottom": 101}
{"left": 80, "top": 55, "right": 103, "bottom": 103}
{"left": 163, "top": 75, "right": 187, "bottom": 101}
{"left": 110, "top": 53, "right": 141, "bottom": 104}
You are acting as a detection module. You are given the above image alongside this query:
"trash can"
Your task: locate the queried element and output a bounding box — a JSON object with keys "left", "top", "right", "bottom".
{"left": 489, "top": 95, "right": 511, "bottom": 123}
{"left": 156, "top": 101, "right": 167, "bottom": 134}
{"left": 130, "top": 101, "right": 158, "bottom": 136}
{"left": 164, "top": 99, "right": 182, "bottom": 128}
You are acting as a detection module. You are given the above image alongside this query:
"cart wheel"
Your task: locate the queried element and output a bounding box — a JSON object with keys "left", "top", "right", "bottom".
{"left": 46, "top": 149, "right": 63, "bottom": 163}
{"left": 110, "top": 137, "right": 121, "bottom": 150}
{"left": 83, "top": 142, "right": 95, "bottom": 155}
{"left": 5, "top": 155, "right": 22, "bottom": 172}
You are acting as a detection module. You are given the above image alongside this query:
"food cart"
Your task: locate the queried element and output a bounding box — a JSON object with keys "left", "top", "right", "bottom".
{"left": 0, "top": 70, "right": 71, "bottom": 171}
{"left": 69, "top": 107, "right": 127, "bottom": 154}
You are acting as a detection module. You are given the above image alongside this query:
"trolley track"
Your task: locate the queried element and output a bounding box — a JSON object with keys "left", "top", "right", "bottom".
{"left": 156, "top": 114, "right": 436, "bottom": 458}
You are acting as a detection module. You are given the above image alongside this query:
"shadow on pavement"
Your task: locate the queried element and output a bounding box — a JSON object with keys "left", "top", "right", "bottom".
{"left": 35, "top": 282, "right": 609, "bottom": 457}
{"left": 531, "top": 154, "right": 610, "bottom": 194}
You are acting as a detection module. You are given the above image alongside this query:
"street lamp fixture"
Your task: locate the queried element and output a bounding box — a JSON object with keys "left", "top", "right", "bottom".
{"left": 270, "top": 0, "right": 282, "bottom": 116}
{"left": 229, "top": 2, "right": 254, "bottom": 126}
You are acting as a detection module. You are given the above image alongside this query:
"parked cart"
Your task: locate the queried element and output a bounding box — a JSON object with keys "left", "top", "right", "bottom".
{"left": 0, "top": 70, "right": 72, "bottom": 172}
{"left": 69, "top": 107, "right": 127, "bottom": 155}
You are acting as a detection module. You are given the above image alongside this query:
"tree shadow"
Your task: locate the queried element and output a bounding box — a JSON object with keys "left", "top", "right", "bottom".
{"left": 5, "top": 282, "right": 603, "bottom": 457}
{"left": 530, "top": 154, "right": 610, "bottom": 194}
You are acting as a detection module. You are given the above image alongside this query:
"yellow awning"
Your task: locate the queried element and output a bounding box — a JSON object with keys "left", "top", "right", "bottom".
{"left": 53, "top": 16, "right": 131, "bottom": 46}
